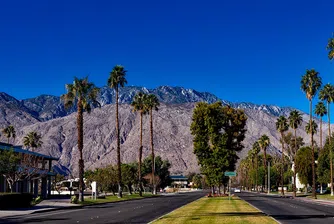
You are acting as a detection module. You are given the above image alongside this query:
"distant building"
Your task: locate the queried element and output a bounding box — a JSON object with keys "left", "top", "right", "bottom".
{"left": 170, "top": 175, "right": 188, "bottom": 188}
{"left": 0, "top": 142, "right": 58, "bottom": 198}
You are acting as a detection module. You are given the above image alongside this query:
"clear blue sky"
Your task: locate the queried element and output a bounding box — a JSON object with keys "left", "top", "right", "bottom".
{"left": 0, "top": 0, "right": 333, "bottom": 116}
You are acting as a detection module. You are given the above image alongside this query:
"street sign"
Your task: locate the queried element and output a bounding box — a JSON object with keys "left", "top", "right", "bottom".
{"left": 224, "top": 171, "right": 236, "bottom": 177}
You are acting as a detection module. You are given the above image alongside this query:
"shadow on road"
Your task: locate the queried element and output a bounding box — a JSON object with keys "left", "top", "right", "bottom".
{"left": 271, "top": 214, "right": 334, "bottom": 221}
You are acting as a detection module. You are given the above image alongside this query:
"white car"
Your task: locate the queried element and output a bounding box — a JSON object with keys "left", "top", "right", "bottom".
{"left": 234, "top": 188, "right": 241, "bottom": 193}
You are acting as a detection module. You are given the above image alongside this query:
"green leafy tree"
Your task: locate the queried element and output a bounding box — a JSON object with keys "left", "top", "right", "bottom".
{"left": 121, "top": 163, "right": 137, "bottom": 194}
{"left": 144, "top": 94, "right": 160, "bottom": 194}
{"left": 0, "top": 148, "right": 20, "bottom": 192}
{"left": 319, "top": 83, "right": 334, "bottom": 196}
{"left": 192, "top": 174, "right": 203, "bottom": 188}
{"left": 191, "top": 102, "right": 247, "bottom": 190}
{"left": 23, "top": 131, "right": 43, "bottom": 151}
{"left": 283, "top": 132, "right": 304, "bottom": 197}
{"left": 131, "top": 92, "right": 148, "bottom": 196}
{"left": 276, "top": 116, "right": 289, "bottom": 195}
{"left": 2, "top": 125, "right": 16, "bottom": 144}
{"left": 317, "top": 134, "right": 334, "bottom": 189}
{"left": 108, "top": 65, "right": 127, "bottom": 198}
{"left": 301, "top": 69, "right": 322, "bottom": 198}
{"left": 295, "top": 147, "right": 313, "bottom": 188}
{"left": 61, "top": 77, "right": 100, "bottom": 202}
{"left": 142, "top": 155, "right": 171, "bottom": 190}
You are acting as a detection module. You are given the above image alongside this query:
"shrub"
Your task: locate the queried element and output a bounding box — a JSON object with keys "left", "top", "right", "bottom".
{"left": 326, "top": 187, "right": 331, "bottom": 193}
{"left": 33, "top": 196, "right": 42, "bottom": 205}
{"left": 71, "top": 195, "right": 78, "bottom": 204}
{"left": 0, "top": 193, "right": 33, "bottom": 209}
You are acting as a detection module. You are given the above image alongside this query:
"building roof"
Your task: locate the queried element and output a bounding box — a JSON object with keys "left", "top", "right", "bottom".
{"left": 170, "top": 175, "right": 188, "bottom": 180}
{"left": 0, "top": 142, "right": 59, "bottom": 161}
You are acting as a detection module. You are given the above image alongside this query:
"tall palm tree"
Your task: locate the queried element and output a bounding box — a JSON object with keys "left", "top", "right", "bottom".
{"left": 2, "top": 125, "right": 16, "bottom": 144}
{"left": 301, "top": 69, "right": 322, "bottom": 199}
{"left": 288, "top": 110, "right": 303, "bottom": 197}
{"left": 314, "top": 102, "right": 327, "bottom": 150}
{"left": 327, "top": 33, "right": 334, "bottom": 61}
{"left": 144, "top": 94, "right": 160, "bottom": 195}
{"left": 108, "top": 65, "right": 127, "bottom": 198}
{"left": 131, "top": 92, "right": 148, "bottom": 196}
{"left": 252, "top": 141, "right": 261, "bottom": 192}
{"left": 23, "top": 131, "right": 43, "bottom": 151}
{"left": 319, "top": 83, "right": 334, "bottom": 196}
{"left": 258, "top": 135, "right": 270, "bottom": 191}
{"left": 61, "top": 77, "right": 100, "bottom": 202}
{"left": 276, "top": 116, "right": 289, "bottom": 196}
{"left": 305, "top": 120, "right": 318, "bottom": 139}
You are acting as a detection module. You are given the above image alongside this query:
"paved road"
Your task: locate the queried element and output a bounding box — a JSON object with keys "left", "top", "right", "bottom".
{"left": 238, "top": 191, "right": 334, "bottom": 224}
{"left": 0, "top": 191, "right": 205, "bottom": 224}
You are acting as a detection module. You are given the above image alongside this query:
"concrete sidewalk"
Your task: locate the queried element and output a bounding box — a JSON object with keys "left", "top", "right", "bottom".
{"left": 0, "top": 199, "right": 81, "bottom": 219}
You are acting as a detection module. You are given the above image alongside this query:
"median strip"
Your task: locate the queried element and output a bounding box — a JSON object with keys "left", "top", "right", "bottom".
{"left": 151, "top": 196, "right": 277, "bottom": 224}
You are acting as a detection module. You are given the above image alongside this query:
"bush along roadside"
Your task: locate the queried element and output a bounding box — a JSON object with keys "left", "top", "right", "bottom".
{"left": 0, "top": 193, "right": 33, "bottom": 209}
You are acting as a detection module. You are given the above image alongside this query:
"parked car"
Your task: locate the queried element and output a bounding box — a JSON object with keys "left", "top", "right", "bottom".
{"left": 234, "top": 188, "right": 241, "bottom": 193}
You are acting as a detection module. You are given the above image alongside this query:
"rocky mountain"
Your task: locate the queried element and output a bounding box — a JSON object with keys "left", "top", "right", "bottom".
{"left": 0, "top": 86, "right": 332, "bottom": 175}
{"left": 20, "top": 86, "right": 221, "bottom": 121}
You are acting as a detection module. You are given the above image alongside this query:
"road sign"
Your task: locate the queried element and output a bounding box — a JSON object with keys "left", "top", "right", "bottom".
{"left": 224, "top": 171, "right": 236, "bottom": 177}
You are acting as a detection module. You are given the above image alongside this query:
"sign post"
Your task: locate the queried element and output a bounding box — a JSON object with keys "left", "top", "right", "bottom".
{"left": 224, "top": 171, "right": 236, "bottom": 201}
{"left": 91, "top": 181, "right": 97, "bottom": 200}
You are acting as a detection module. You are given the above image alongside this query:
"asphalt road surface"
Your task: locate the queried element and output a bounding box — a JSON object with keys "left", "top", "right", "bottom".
{"left": 0, "top": 191, "right": 206, "bottom": 224}
{"left": 238, "top": 191, "right": 334, "bottom": 224}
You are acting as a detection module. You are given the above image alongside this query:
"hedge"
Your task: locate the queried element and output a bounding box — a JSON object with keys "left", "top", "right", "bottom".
{"left": 0, "top": 193, "right": 33, "bottom": 209}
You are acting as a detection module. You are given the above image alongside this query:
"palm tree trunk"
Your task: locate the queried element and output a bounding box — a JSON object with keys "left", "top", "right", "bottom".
{"left": 138, "top": 111, "right": 143, "bottom": 197}
{"left": 263, "top": 149, "right": 267, "bottom": 192}
{"left": 320, "top": 117, "right": 323, "bottom": 150}
{"left": 293, "top": 128, "right": 297, "bottom": 198}
{"left": 116, "top": 88, "right": 122, "bottom": 198}
{"left": 310, "top": 100, "right": 317, "bottom": 199}
{"left": 77, "top": 99, "right": 84, "bottom": 202}
{"left": 281, "top": 132, "right": 285, "bottom": 196}
{"left": 255, "top": 155, "right": 259, "bottom": 192}
{"left": 328, "top": 102, "right": 333, "bottom": 196}
{"left": 150, "top": 109, "right": 156, "bottom": 195}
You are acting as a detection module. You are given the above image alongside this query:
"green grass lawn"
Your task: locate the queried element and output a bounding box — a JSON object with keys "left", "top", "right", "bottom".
{"left": 152, "top": 196, "right": 277, "bottom": 224}
{"left": 80, "top": 193, "right": 158, "bottom": 205}
{"left": 307, "top": 194, "right": 334, "bottom": 200}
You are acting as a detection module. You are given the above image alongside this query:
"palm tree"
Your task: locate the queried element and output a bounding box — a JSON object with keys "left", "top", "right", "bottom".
{"left": 319, "top": 83, "right": 334, "bottom": 196}
{"left": 276, "top": 116, "right": 289, "bottom": 196}
{"left": 314, "top": 102, "right": 327, "bottom": 150}
{"left": 327, "top": 33, "right": 334, "bottom": 61}
{"left": 108, "top": 65, "right": 127, "bottom": 198}
{"left": 2, "top": 125, "right": 16, "bottom": 144}
{"left": 144, "top": 94, "right": 160, "bottom": 195}
{"left": 288, "top": 110, "right": 303, "bottom": 197}
{"left": 301, "top": 69, "right": 322, "bottom": 199}
{"left": 23, "top": 131, "right": 43, "bottom": 151}
{"left": 252, "top": 141, "right": 261, "bottom": 192}
{"left": 61, "top": 77, "right": 100, "bottom": 202}
{"left": 305, "top": 120, "right": 318, "bottom": 139}
{"left": 131, "top": 92, "right": 148, "bottom": 196}
{"left": 258, "top": 135, "right": 270, "bottom": 191}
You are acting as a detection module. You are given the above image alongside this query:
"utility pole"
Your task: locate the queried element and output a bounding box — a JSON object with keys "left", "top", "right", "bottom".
{"left": 268, "top": 161, "right": 270, "bottom": 194}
